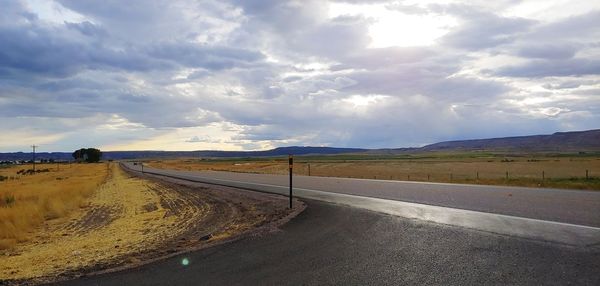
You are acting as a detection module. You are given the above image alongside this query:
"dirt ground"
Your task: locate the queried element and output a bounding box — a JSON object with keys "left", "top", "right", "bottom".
{"left": 0, "top": 164, "right": 304, "bottom": 285}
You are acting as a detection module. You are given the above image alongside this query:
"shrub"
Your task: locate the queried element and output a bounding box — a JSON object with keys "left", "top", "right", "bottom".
{"left": 1, "top": 194, "right": 15, "bottom": 207}
{"left": 72, "top": 148, "right": 102, "bottom": 163}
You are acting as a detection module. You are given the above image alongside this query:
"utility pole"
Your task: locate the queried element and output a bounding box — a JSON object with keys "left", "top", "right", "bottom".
{"left": 31, "top": 145, "right": 38, "bottom": 172}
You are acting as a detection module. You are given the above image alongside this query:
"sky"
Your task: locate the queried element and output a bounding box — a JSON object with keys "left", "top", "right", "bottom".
{"left": 0, "top": 0, "right": 599, "bottom": 152}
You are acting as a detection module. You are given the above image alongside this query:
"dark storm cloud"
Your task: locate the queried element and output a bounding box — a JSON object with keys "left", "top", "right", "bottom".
{"left": 330, "top": 53, "right": 511, "bottom": 102}
{"left": 0, "top": 0, "right": 264, "bottom": 135}
{"left": 0, "top": 22, "right": 262, "bottom": 78}
{"left": 440, "top": 9, "right": 535, "bottom": 50}
{"left": 64, "top": 21, "right": 107, "bottom": 37}
{"left": 0, "top": 23, "right": 174, "bottom": 78}
{"left": 543, "top": 80, "right": 598, "bottom": 90}
{"left": 495, "top": 59, "right": 600, "bottom": 77}
{"left": 0, "top": 25, "right": 89, "bottom": 77}
{"left": 146, "top": 42, "right": 265, "bottom": 70}
{"left": 488, "top": 10, "right": 600, "bottom": 78}
{"left": 288, "top": 15, "right": 371, "bottom": 59}
{"left": 516, "top": 44, "right": 576, "bottom": 59}
{"left": 530, "top": 10, "right": 600, "bottom": 40}
{"left": 57, "top": 0, "right": 229, "bottom": 41}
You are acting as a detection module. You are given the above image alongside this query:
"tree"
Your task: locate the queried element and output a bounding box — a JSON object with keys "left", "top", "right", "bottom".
{"left": 72, "top": 148, "right": 102, "bottom": 163}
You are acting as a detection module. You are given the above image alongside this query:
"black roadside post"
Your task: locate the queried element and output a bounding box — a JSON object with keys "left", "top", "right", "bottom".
{"left": 31, "top": 145, "right": 37, "bottom": 172}
{"left": 289, "top": 155, "right": 293, "bottom": 209}
{"left": 141, "top": 162, "right": 144, "bottom": 174}
{"left": 586, "top": 169, "right": 589, "bottom": 180}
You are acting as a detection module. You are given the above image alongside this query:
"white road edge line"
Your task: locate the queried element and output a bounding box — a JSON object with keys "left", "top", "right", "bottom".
{"left": 124, "top": 163, "right": 600, "bottom": 247}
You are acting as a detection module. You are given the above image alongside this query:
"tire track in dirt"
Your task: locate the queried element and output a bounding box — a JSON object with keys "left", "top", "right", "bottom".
{"left": 135, "top": 175, "right": 298, "bottom": 257}
{"left": 0, "top": 163, "right": 304, "bottom": 286}
{"left": 65, "top": 166, "right": 303, "bottom": 285}
{"left": 64, "top": 205, "right": 123, "bottom": 234}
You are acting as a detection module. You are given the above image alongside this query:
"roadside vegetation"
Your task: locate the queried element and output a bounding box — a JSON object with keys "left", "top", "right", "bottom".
{"left": 0, "top": 163, "right": 298, "bottom": 283}
{"left": 0, "top": 163, "right": 108, "bottom": 249}
{"left": 0, "top": 164, "right": 177, "bottom": 280}
{"left": 148, "top": 152, "right": 600, "bottom": 190}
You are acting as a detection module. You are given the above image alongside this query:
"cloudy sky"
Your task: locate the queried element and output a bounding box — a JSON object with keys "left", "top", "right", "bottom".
{"left": 1, "top": 0, "right": 599, "bottom": 152}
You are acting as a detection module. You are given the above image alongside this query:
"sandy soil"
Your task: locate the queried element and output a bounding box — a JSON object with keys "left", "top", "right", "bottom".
{"left": 0, "top": 164, "right": 304, "bottom": 285}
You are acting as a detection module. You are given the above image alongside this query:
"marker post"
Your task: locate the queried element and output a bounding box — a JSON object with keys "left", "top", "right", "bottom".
{"left": 289, "top": 155, "right": 293, "bottom": 209}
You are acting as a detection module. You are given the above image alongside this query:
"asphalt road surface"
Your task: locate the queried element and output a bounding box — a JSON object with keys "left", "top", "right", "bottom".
{"left": 128, "top": 163, "right": 600, "bottom": 227}
{"left": 59, "top": 199, "right": 600, "bottom": 286}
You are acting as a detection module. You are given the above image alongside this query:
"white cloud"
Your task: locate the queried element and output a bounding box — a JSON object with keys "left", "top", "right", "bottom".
{"left": 0, "top": 0, "right": 598, "bottom": 152}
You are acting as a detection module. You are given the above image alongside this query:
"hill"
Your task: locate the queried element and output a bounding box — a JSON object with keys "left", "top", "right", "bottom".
{"left": 419, "top": 129, "right": 600, "bottom": 152}
{"left": 1, "top": 129, "right": 599, "bottom": 161}
{"left": 0, "top": 147, "right": 367, "bottom": 161}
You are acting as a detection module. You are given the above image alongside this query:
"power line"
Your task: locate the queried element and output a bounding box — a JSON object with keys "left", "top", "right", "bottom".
{"left": 31, "top": 145, "right": 38, "bottom": 172}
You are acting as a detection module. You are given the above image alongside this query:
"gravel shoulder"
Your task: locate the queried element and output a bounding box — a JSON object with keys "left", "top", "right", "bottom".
{"left": 0, "top": 164, "right": 304, "bottom": 285}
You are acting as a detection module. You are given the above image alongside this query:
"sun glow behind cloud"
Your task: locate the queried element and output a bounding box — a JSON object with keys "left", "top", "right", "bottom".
{"left": 1, "top": 0, "right": 599, "bottom": 152}
{"left": 344, "top": 94, "right": 388, "bottom": 107}
{"left": 329, "top": 3, "right": 457, "bottom": 48}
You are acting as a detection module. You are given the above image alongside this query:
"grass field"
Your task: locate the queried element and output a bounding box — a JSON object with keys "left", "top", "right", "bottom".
{"left": 0, "top": 163, "right": 108, "bottom": 249}
{"left": 0, "top": 163, "right": 180, "bottom": 280}
{"left": 148, "top": 152, "right": 600, "bottom": 190}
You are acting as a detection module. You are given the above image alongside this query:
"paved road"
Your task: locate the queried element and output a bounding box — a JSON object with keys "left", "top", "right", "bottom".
{"left": 58, "top": 199, "right": 600, "bottom": 286}
{"left": 127, "top": 163, "right": 600, "bottom": 227}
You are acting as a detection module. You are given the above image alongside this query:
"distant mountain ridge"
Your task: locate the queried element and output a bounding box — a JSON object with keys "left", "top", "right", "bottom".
{"left": 419, "top": 129, "right": 600, "bottom": 152}
{"left": 105, "top": 146, "right": 367, "bottom": 159}
{"left": 1, "top": 129, "right": 599, "bottom": 161}
{"left": 0, "top": 147, "right": 367, "bottom": 161}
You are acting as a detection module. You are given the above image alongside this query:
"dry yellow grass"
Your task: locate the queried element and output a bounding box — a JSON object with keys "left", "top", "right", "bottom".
{"left": 0, "top": 162, "right": 297, "bottom": 283}
{"left": 0, "top": 163, "right": 188, "bottom": 280}
{"left": 149, "top": 156, "right": 600, "bottom": 190}
{"left": 0, "top": 163, "right": 108, "bottom": 249}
